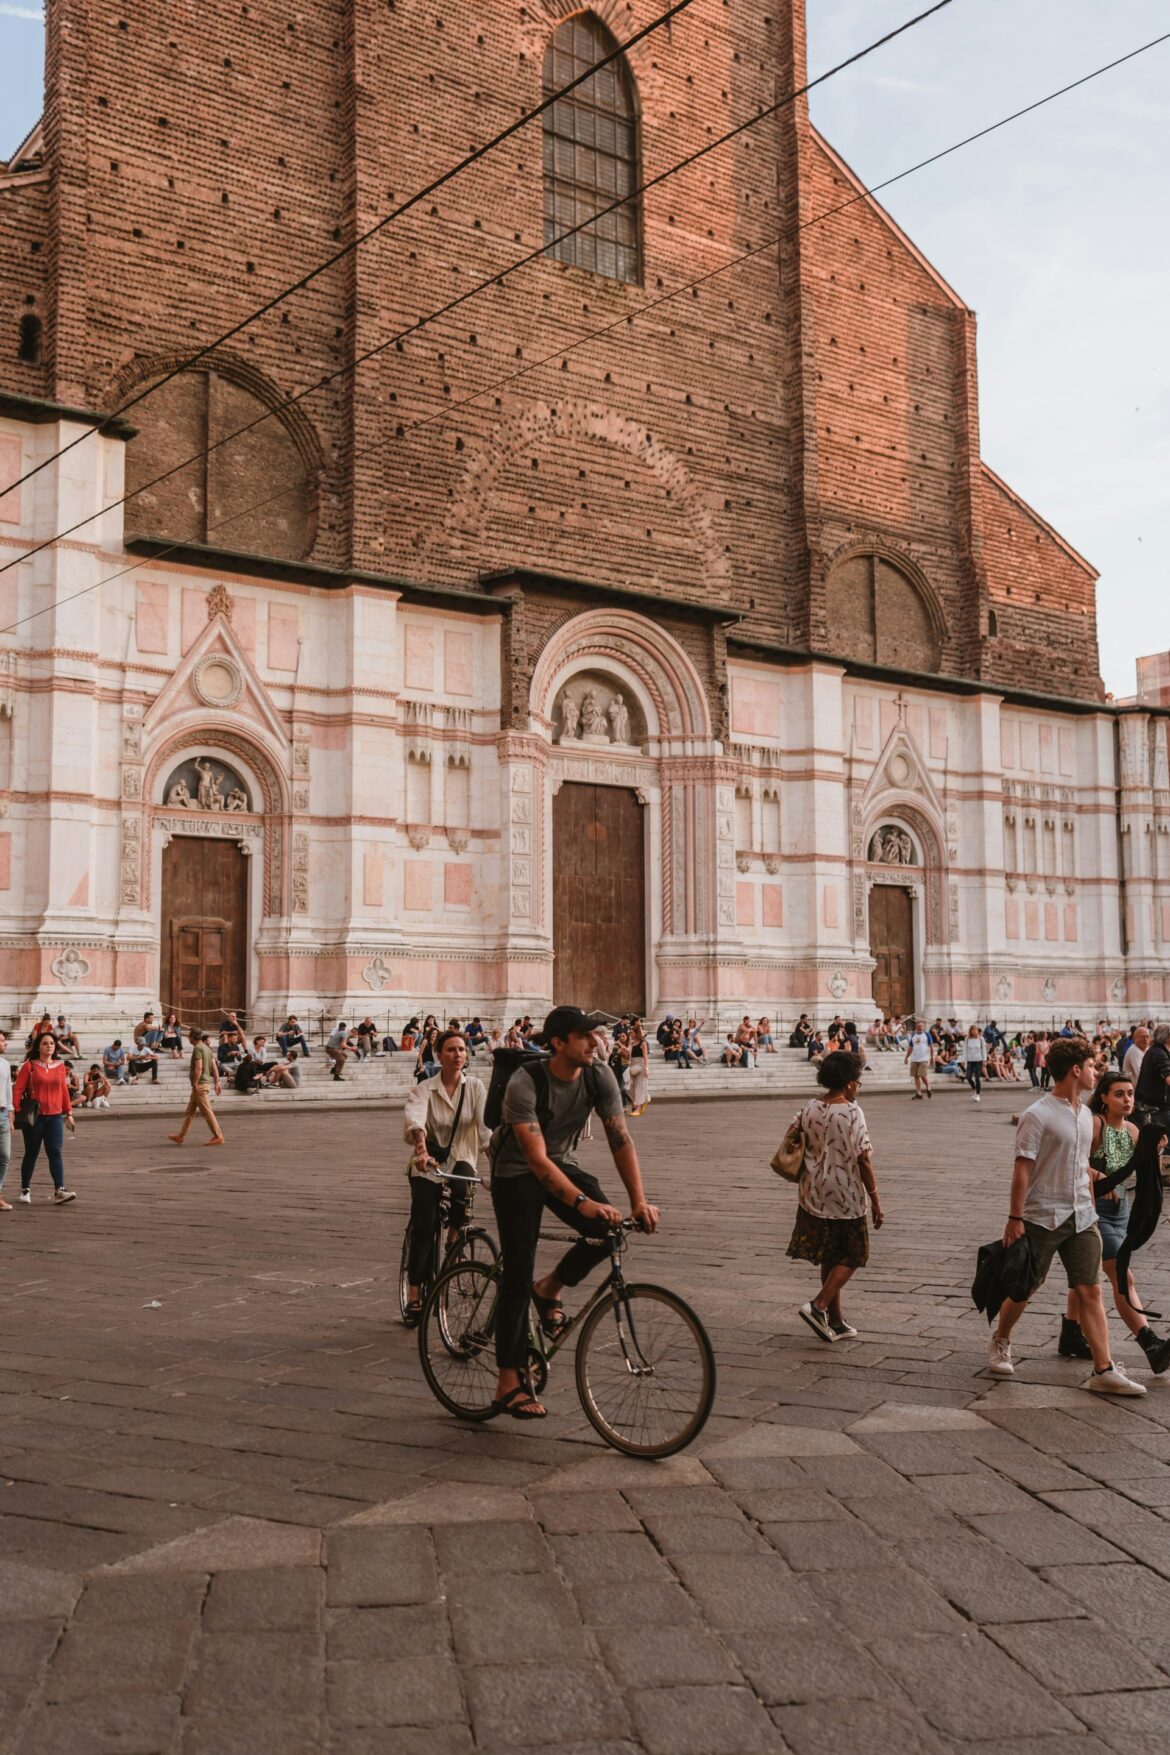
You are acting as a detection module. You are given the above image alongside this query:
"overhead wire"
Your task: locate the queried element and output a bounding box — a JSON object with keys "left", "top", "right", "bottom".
{"left": 0, "top": 0, "right": 955, "bottom": 582}
{"left": 0, "top": 0, "right": 694, "bottom": 501}
{"left": 6, "top": 21, "right": 1161, "bottom": 638}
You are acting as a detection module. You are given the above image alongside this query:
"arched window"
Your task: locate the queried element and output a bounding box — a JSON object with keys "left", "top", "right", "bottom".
{"left": 543, "top": 13, "right": 640, "bottom": 285}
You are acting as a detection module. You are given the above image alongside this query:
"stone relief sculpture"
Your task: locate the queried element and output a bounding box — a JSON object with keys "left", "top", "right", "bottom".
{"left": 554, "top": 678, "right": 642, "bottom": 749}
{"left": 868, "top": 827, "right": 915, "bottom": 865}
{"left": 580, "top": 689, "right": 607, "bottom": 738}
{"left": 162, "top": 757, "right": 252, "bottom": 813}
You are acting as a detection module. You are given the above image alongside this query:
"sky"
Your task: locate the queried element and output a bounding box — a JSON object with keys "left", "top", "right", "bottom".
{"left": 1, "top": 0, "right": 1167, "bottom": 699}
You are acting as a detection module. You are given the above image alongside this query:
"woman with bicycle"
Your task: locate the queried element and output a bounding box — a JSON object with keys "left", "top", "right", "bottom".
{"left": 402, "top": 1030, "right": 490, "bottom": 1321}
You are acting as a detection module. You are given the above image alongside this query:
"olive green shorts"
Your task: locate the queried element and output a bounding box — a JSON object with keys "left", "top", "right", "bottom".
{"left": 1023, "top": 1214, "right": 1102, "bottom": 1290}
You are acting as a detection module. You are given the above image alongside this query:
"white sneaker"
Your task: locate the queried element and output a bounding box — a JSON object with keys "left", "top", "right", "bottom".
{"left": 1086, "top": 1363, "right": 1146, "bottom": 1397}
{"left": 987, "top": 1336, "right": 1014, "bottom": 1377}
{"left": 17, "top": 1190, "right": 30, "bottom": 1205}
{"left": 972, "top": 1094, "right": 981, "bottom": 1103}
{"left": 53, "top": 1190, "right": 77, "bottom": 1205}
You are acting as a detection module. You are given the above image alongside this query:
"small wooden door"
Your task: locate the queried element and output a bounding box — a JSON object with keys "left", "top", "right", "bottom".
{"left": 869, "top": 884, "right": 914, "bottom": 1018}
{"left": 160, "top": 838, "right": 248, "bottom": 1023}
{"left": 553, "top": 783, "right": 646, "bottom": 1016}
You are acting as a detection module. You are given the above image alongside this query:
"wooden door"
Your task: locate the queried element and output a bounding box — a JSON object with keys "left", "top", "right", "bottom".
{"left": 160, "top": 837, "right": 249, "bottom": 1023}
{"left": 869, "top": 885, "right": 914, "bottom": 1018}
{"left": 553, "top": 783, "right": 646, "bottom": 1016}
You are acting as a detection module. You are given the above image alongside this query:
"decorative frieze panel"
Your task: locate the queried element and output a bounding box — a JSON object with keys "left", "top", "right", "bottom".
{"left": 291, "top": 831, "right": 310, "bottom": 913}
{"left": 120, "top": 815, "right": 142, "bottom": 907}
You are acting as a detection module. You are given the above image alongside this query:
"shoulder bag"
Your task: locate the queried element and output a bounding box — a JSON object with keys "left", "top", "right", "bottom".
{"left": 771, "top": 1111, "right": 806, "bottom": 1182}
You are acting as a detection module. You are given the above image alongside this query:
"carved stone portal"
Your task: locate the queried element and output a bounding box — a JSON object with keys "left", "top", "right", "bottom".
{"left": 868, "top": 826, "right": 916, "bottom": 866}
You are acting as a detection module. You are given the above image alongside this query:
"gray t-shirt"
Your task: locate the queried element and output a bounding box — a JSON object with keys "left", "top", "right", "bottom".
{"left": 491, "top": 1061, "right": 624, "bottom": 1180}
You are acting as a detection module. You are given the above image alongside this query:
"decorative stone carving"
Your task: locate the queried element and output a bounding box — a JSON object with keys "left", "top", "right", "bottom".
{"left": 763, "top": 855, "right": 781, "bottom": 875}
{"left": 154, "top": 815, "right": 262, "bottom": 843}
{"left": 886, "top": 751, "right": 914, "bottom": 789}
{"left": 553, "top": 671, "right": 644, "bottom": 750}
{"left": 193, "top": 653, "right": 244, "bottom": 709}
{"left": 120, "top": 815, "right": 142, "bottom": 906}
{"left": 996, "top": 975, "right": 1013, "bottom": 1001}
{"left": 736, "top": 852, "right": 751, "bottom": 873}
{"left": 206, "top": 583, "right": 234, "bottom": 623}
{"left": 121, "top": 765, "right": 142, "bottom": 800}
{"left": 121, "top": 716, "right": 142, "bottom": 759}
{"left": 51, "top": 946, "right": 91, "bottom": 986}
{"left": 163, "top": 756, "right": 252, "bottom": 813}
{"left": 868, "top": 827, "right": 916, "bottom": 865}
{"left": 1042, "top": 975, "right": 1057, "bottom": 1002}
{"left": 293, "top": 739, "right": 310, "bottom": 777}
{"left": 827, "top": 970, "right": 848, "bottom": 1000}
{"left": 291, "top": 831, "right": 310, "bottom": 913}
{"left": 447, "top": 829, "right": 470, "bottom": 853}
{"left": 608, "top": 693, "right": 631, "bottom": 746}
{"left": 407, "top": 826, "right": 431, "bottom": 850}
{"left": 361, "top": 955, "right": 393, "bottom": 992}
{"left": 1110, "top": 976, "right": 1127, "bottom": 1004}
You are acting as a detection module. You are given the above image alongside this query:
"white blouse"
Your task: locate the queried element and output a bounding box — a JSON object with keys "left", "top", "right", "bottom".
{"left": 402, "top": 1072, "right": 490, "bottom": 1179}
{"left": 794, "top": 1098, "right": 872, "bottom": 1220}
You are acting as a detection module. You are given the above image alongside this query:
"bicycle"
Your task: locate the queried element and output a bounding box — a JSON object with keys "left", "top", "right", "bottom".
{"left": 417, "top": 1220, "right": 716, "bottom": 1458}
{"left": 398, "top": 1167, "right": 498, "bottom": 1326}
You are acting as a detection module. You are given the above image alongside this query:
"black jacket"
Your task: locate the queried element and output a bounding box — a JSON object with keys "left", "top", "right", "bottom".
{"left": 971, "top": 1235, "right": 1039, "bottom": 1325}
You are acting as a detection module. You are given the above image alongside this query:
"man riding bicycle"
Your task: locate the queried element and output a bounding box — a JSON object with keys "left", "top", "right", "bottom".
{"left": 489, "top": 1004, "right": 659, "bottom": 1420}
{"left": 402, "top": 1030, "right": 490, "bottom": 1319}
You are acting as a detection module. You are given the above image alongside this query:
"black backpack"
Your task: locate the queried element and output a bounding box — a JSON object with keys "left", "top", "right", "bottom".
{"left": 484, "top": 1045, "right": 603, "bottom": 1140}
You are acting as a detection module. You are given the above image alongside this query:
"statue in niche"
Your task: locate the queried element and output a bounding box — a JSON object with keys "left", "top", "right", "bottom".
{"left": 580, "top": 689, "right": 607, "bottom": 738}
{"left": 608, "top": 693, "right": 631, "bottom": 745}
{"left": 869, "top": 827, "right": 915, "bottom": 865}
{"left": 559, "top": 694, "right": 580, "bottom": 742}
{"left": 167, "top": 779, "right": 193, "bottom": 808}
{"left": 195, "top": 757, "right": 225, "bottom": 812}
{"left": 225, "top": 787, "right": 248, "bottom": 813}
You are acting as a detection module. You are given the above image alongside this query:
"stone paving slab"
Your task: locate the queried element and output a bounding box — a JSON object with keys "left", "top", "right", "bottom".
{"left": 2, "top": 1090, "right": 1170, "bottom": 1750}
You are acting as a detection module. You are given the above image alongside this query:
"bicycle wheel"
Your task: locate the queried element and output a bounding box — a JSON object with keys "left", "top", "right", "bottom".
{"left": 459, "top": 1226, "right": 499, "bottom": 1270}
{"left": 574, "top": 1282, "right": 716, "bottom": 1458}
{"left": 418, "top": 1259, "right": 499, "bottom": 1420}
{"left": 398, "top": 1222, "right": 415, "bottom": 1324}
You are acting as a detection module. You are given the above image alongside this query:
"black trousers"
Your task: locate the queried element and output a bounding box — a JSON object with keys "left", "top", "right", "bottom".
{"left": 490, "top": 1165, "right": 612, "bottom": 1372}
{"left": 966, "top": 1062, "right": 983, "bottom": 1094}
{"left": 407, "top": 1165, "right": 471, "bottom": 1285}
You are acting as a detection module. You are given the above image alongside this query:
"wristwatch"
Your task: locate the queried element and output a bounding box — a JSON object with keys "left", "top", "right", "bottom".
{"left": 574, "top": 1191, "right": 589, "bottom": 1209}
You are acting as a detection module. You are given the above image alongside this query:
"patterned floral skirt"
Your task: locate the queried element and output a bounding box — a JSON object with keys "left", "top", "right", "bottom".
{"left": 787, "top": 1206, "right": 869, "bottom": 1270}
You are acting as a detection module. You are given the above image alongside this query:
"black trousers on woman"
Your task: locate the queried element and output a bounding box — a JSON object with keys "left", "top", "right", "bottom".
{"left": 490, "top": 1163, "right": 613, "bottom": 1373}
{"left": 407, "top": 1163, "right": 471, "bottom": 1285}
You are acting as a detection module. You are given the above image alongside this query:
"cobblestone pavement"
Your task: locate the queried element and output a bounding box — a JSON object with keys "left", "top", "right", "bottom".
{"left": 2, "top": 1087, "right": 1170, "bottom": 1753}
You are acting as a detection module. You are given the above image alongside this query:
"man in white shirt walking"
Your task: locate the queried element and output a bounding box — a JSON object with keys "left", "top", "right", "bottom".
{"left": 0, "top": 1030, "right": 13, "bottom": 1209}
{"left": 904, "top": 1020, "right": 934, "bottom": 1100}
{"left": 1123, "top": 1026, "right": 1149, "bottom": 1091}
{"left": 988, "top": 1035, "right": 1146, "bottom": 1396}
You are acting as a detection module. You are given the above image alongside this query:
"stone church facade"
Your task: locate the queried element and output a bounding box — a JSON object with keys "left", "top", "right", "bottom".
{"left": 0, "top": 0, "right": 1164, "bottom": 1030}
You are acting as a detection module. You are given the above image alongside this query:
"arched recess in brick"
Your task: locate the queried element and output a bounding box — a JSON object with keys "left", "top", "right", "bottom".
{"left": 108, "top": 350, "right": 324, "bottom": 561}
{"left": 827, "top": 543, "right": 946, "bottom": 674}
{"left": 425, "top": 398, "right": 728, "bottom": 599}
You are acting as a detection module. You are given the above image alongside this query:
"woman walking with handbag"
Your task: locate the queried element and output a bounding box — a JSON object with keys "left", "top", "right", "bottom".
{"left": 14, "top": 1031, "right": 77, "bottom": 1205}
{"left": 782, "top": 1049, "right": 882, "bottom": 1341}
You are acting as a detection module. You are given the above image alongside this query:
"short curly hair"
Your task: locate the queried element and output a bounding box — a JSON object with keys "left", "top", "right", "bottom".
{"left": 817, "top": 1049, "right": 864, "bottom": 1092}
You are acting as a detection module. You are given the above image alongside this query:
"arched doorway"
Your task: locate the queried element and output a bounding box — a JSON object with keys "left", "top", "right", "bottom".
{"left": 156, "top": 751, "right": 259, "bottom": 1025}
{"left": 553, "top": 782, "right": 647, "bottom": 1014}
{"left": 869, "top": 884, "right": 914, "bottom": 1017}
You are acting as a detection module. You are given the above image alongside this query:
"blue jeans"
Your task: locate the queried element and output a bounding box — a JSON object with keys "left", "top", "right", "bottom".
{"left": 278, "top": 1032, "right": 310, "bottom": 1057}
{"left": 21, "top": 1113, "right": 66, "bottom": 1191}
{"left": 0, "top": 1113, "right": 10, "bottom": 1192}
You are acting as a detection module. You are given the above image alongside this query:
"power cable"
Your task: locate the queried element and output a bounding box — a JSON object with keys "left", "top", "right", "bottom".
{"left": 0, "top": 0, "right": 694, "bottom": 500}
{"left": 0, "top": 0, "right": 955, "bottom": 582}
{"left": 8, "top": 17, "right": 1156, "bottom": 638}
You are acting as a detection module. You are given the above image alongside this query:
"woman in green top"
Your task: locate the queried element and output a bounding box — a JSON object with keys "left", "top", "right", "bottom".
{"left": 1059, "top": 1071, "right": 1169, "bottom": 1372}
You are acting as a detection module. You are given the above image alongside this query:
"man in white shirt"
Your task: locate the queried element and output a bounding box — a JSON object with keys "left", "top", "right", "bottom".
{"left": 988, "top": 1035, "right": 1145, "bottom": 1396}
{"left": 904, "top": 1020, "right": 934, "bottom": 1099}
{"left": 1123, "top": 1026, "right": 1149, "bottom": 1090}
{"left": 0, "top": 1030, "right": 13, "bottom": 1210}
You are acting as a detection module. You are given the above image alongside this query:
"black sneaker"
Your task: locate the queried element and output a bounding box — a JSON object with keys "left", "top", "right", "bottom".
{"left": 829, "top": 1316, "right": 858, "bottom": 1340}
{"left": 798, "top": 1301, "right": 836, "bottom": 1343}
{"left": 1137, "top": 1329, "right": 1170, "bottom": 1375}
{"left": 1059, "top": 1317, "right": 1093, "bottom": 1360}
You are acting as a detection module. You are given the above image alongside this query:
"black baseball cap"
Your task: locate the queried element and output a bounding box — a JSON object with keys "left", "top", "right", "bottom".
{"left": 542, "top": 1005, "right": 596, "bottom": 1044}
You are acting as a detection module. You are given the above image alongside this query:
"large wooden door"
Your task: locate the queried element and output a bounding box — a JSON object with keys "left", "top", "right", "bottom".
{"left": 553, "top": 783, "right": 646, "bottom": 1016}
{"left": 160, "top": 838, "right": 249, "bottom": 1023}
{"left": 869, "top": 884, "right": 914, "bottom": 1018}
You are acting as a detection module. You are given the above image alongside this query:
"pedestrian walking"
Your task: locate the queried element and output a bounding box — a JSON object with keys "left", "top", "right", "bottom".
{"left": 987, "top": 1036, "right": 1146, "bottom": 1396}
{"left": 0, "top": 1028, "right": 13, "bottom": 1210}
{"left": 964, "top": 1025, "right": 986, "bottom": 1102}
{"left": 628, "top": 1019, "right": 651, "bottom": 1116}
{"left": 13, "top": 1031, "right": 77, "bottom": 1204}
{"left": 786, "top": 1049, "right": 884, "bottom": 1342}
{"left": 905, "top": 1019, "right": 934, "bottom": 1099}
{"left": 168, "top": 1028, "right": 224, "bottom": 1147}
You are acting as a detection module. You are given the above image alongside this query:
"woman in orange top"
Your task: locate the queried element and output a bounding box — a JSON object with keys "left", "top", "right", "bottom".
{"left": 14, "top": 1031, "right": 77, "bottom": 1205}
